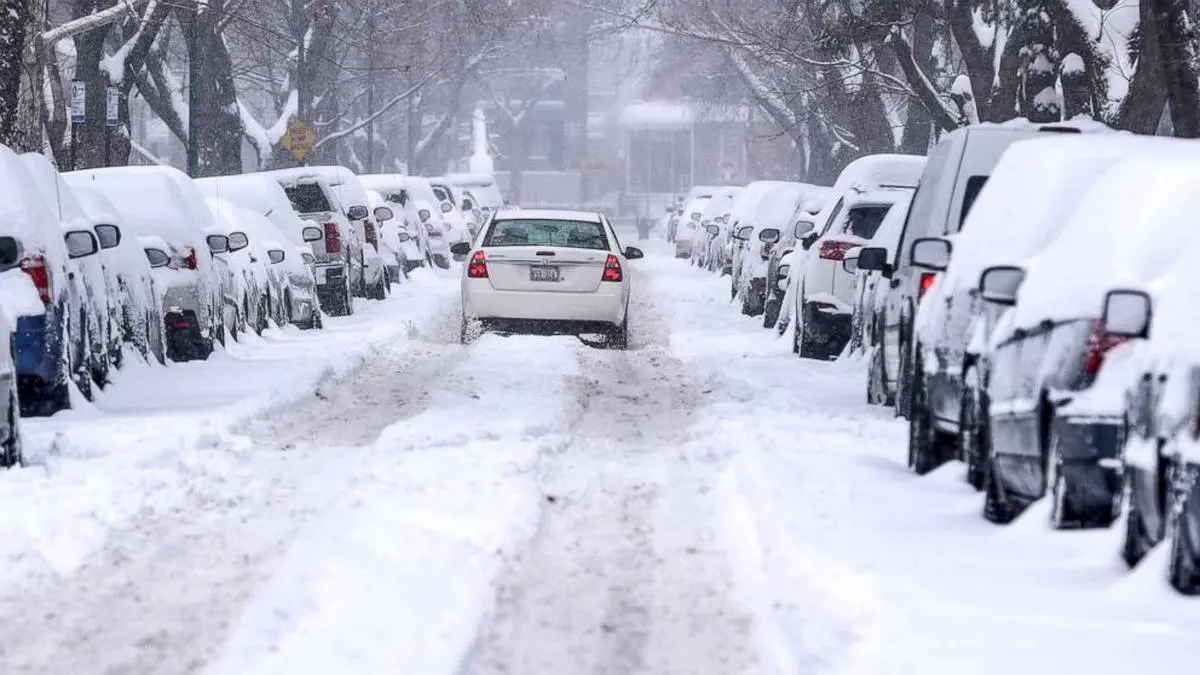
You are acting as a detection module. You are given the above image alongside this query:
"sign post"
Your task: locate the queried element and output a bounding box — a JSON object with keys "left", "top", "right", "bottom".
{"left": 105, "top": 86, "right": 119, "bottom": 167}
{"left": 70, "top": 81, "right": 86, "bottom": 170}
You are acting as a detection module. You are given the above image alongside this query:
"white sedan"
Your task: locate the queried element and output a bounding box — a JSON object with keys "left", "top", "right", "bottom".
{"left": 451, "top": 209, "right": 644, "bottom": 348}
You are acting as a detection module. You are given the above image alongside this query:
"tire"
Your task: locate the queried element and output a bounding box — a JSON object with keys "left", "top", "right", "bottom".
{"left": 609, "top": 315, "right": 630, "bottom": 350}
{"left": 959, "top": 370, "right": 987, "bottom": 491}
{"left": 1, "top": 390, "right": 22, "bottom": 468}
{"left": 1169, "top": 485, "right": 1200, "bottom": 594}
{"left": 74, "top": 321, "right": 94, "bottom": 402}
{"left": 433, "top": 254, "right": 450, "bottom": 270}
{"left": 1047, "top": 449, "right": 1071, "bottom": 529}
{"left": 867, "top": 345, "right": 889, "bottom": 406}
{"left": 983, "top": 456, "right": 1014, "bottom": 524}
{"left": 906, "top": 359, "right": 951, "bottom": 475}
{"left": 763, "top": 296, "right": 781, "bottom": 329}
{"left": 1122, "top": 469, "right": 1159, "bottom": 568}
{"left": 896, "top": 338, "right": 914, "bottom": 419}
{"left": 798, "top": 304, "right": 824, "bottom": 360}
{"left": 791, "top": 312, "right": 801, "bottom": 355}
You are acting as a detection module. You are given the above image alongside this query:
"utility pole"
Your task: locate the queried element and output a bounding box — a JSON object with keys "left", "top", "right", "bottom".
{"left": 186, "top": 1, "right": 200, "bottom": 176}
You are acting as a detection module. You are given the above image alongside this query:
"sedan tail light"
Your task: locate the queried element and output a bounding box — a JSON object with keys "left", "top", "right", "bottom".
{"left": 1083, "top": 320, "right": 1127, "bottom": 375}
{"left": 467, "top": 250, "right": 488, "bottom": 278}
{"left": 819, "top": 240, "right": 856, "bottom": 261}
{"left": 20, "top": 255, "right": 50, "bottom": 304}
{"left": 602, "top": 254, "right": 623, "bottom": 282}
{"left": 323, "top": 223, "right": 342, "bottom": 253}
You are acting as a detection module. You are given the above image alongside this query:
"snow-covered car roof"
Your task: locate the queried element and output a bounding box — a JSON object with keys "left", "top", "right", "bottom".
{"left": 195, "top": 174, "right": 314, "bottom": 247}
{"left": 936, "top": 133, "right": 1188, "bottom": 304}
{"left": 0, "top": 148, "right": 65, "bottom": 257}
{"left": 357, "top": 174, "right": 406, "bottom": 195}
{"left": 1011, "top": 153, "right": 1200, "bottom": 331}
{"left": 489, "top": 208, "right": 603, "bottom": 223}
{"left": 747, "top": 183, "right": 809, "bottom": 231}
{"left": 20, "top": 153, "right": 94, "bottom": 231}
{"left": 64, "top": 167, "right": 212, "bottom": 248}
{"left": 727, "top": 181, "right": 802, "bottom": 226}
{"left": 833, "top": 153, "right": 926, "bottom": 190}
{"left": 699, "top": 187, "right": 740, "bottom": 221}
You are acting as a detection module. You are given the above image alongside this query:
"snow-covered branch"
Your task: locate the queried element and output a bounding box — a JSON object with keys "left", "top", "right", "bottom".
{"left": 42, "top": 0, "right": 150, "bottom": 46}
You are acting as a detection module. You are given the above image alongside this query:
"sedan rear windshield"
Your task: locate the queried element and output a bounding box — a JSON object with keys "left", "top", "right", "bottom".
{"left": 841, "top": 205, "right": 893, "bottom": 239}
{"left": 284, "top": 183, "right": 332, "bottom": 213}
{"left": 484, "top": 219, "right": 609, "bottom": 250}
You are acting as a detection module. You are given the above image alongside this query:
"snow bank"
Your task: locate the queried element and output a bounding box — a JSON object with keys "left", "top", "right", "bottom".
{"left": 0, "top": 269, "right": 459, "bottom": 592}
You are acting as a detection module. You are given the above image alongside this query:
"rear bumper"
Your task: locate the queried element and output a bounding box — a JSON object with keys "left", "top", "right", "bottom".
{"left": 478, "top": 318, "right": 622, "bottom": 336}
{"left": 314, "top": 263, "right": 347, "bottom": 292}
{"left": 464, "top": 283, "right": 625, "bottom": 325}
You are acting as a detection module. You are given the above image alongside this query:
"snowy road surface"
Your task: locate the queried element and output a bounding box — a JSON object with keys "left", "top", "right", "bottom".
{"left": 0, "top": 240, "right": 1197, "bottom": 674}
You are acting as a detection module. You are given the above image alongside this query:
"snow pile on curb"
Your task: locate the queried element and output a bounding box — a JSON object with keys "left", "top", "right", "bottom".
{"left": 0, "top": 270, "right": 457, "bottom": 592}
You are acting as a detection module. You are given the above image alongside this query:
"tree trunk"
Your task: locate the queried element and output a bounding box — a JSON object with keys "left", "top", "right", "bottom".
{"left": 900, "top": 11, "right": 935, "bottom": 154}
{"left": 1153, "top": 0, "right": 1200, "bottom": 136}
{"left": 1117, "top": 7, "right": 1169, "bottom": 132}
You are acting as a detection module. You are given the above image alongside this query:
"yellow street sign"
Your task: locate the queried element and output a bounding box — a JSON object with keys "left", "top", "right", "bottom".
{"left": 281, "top": 119, "right": 317, "bottom": 162}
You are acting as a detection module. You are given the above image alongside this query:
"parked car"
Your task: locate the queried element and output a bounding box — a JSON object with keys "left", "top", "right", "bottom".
{"left": 690, "top": 186, "right": 742, "bottom": 271}
{"left": 359, "top": 175, "right": 453, "bottom": 269}
{"left": 1098, "top": 251, "right": 1200, "bottom": 593}
{"left": 857, "top": 121, "right": 1113, "bottom": 426}
{"left": 430, "top": 178, "right": 476, "bottom": 245}
{"left": 266, "top": 169, "right": 360, "bottom": 317}
{"left": 22, "top": 153, "right": 113, "bottom": 389}
{"left": 304, "top": 166, "right": 390, "bottom": 300}
{"left": 414, "top": 199, "right": 453, "bottom": 268}
{"left": 891, "top": 134, "right": 1181, "bottom": 485}
{"left": 443, "top": 172, "right": 505, "bottom": 217}
{"left": 366, "top": 189, "right": 407, "bottom": 284}
{"left": 234, "top": 206, "right": 314, "bottom": 328}
{"left": 667, "top": 185, "right": 718, "bottom": 243}
{"left": 70, "top": 185, "right": 164, "bottom": 364}
{"left": 674, "top": 194, "right": 713, "bottom": 259}
{"left": 65, "top": 166, "right": 222, "bottom": 362}
{"left": 977, "top": 154, "right": 1200, "bottom": 526}
{"left": 731, "top": 182, "right": 812, "bottom": 317}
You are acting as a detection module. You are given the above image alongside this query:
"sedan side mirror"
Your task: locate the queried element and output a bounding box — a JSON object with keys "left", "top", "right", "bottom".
{"left": 449, "top": 241, "right": 471, "bottom": 256}
{"left": 440, "top": 202, "right": 453, "bottom": 213}
{"left": 705, "top": 224, "right": 719, "bottom": 235}
{"left": 302, "top": 226, "right": 323, "bottom": 242}
{"left": 65, "top": 230, "right": 99, "bottom": 259}
{"left": 979, "top": 265, "right": 1025, "bottom": 306}
{"left": 206, "top": 234, "right": 230, "bottom": 254}
{"left": 758, "top": 228, "right": 781, "bottom": 244}
{"left": 794, "top": 220, "right": 815, "bottom": 239}
{"left": 911, "top": 237, "right": 952, "bottom": 271}
{"left": 144, "top": 247, "right": 170, "bottom": 268}
{"left": 856, "top": 247, "right": 891, "bottom": 276}
{"left": 268, "top": 249, "right": 286, "bottom": 264}
{"left": 800, "top": 233, "right": 820, "bottom": 251}
{"left": 733, "top": 225, "right": 752, "bottom": 241}
{"left": 94, "top": 223, "right": 121, "bottom": 249}
{"left": 397, "top": 232, "right": 412, "bottom": 243}
{"left": 227, "top": 231, "right": 250, "bottom": 252}
{"left": 373, "top": 205, "right": 394, "bottom": 222}
{"left": 624, "top": 246, "right": 644, "bottom": 260}
{"left": 347, "top": 205, "right": 370, "bottom": 221}
{"left": 1101, "top": 289, "right": 1153, "bottom": 339}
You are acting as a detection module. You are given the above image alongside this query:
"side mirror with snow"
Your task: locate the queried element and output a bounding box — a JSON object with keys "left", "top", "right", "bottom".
{"left": 347, "top": 205, "right": 370, "bottom": 221}
{"left": 206, "top": 234, "right": 230, "bottom": 254}
{"left": 856, "top": 247, "right": 891, "bottom": 277}
{"left": 227, "top": 231, "right": 250, "bottom": 252}
{"left": 144, "top": 247, "right": 170, "bottom": 268}
{"left": 268, "top": 249, "right": 286, "bottom": 264}
{"left": 910, "top": 237, "right": 952, "bottom": 272}
{"left": 733, "top": 225, "right": 752, "bottom": 241}
{"left": 979, "top": 265, "right": 1025, "bottom": 306}
{"left": 302, "top": 226, "right": 323, "bottom": 242}
{"left": 65, "top": 230, "right": 99, "bottom": 259}
{"left": 1101, "top": 289, "right": 1152, "bottom": 339}
{"left": 95, "top": 224, "right": 121, "bottom": 249}
{"left": 373, "top": 206, "right": 394, "bottom": 222}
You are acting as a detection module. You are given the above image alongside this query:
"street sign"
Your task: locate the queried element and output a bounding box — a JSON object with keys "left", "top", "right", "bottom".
{"left": 106, "top": 86, "right": 119, "bottom": 127}
{"left": 70, "top": 81, "right": 86, "bottom": 124}
{"left": 280, "top": 119, "right": 317, "bottom": 162}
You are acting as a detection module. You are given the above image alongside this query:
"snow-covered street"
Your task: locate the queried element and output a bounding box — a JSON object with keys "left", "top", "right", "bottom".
{"left": 0, "top": 239, "right": 1196, "bottom": 675}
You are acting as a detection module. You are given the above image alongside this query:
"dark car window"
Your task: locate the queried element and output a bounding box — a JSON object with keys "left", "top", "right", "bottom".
{"left": 959, "top": 176, "right": 988, "bottom": 226}
{"left": 284, "top": 183, "right": 332, "bottom": 213}
{"left": 841, "top": 205, "right": 893, "bottom": 239}
{"left": 484, "top": 219, "right": 610, "bottom": 250}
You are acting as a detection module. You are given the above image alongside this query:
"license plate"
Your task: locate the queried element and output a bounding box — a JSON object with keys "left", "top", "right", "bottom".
{"left": 529, "top": 265, "right": 560, "bottom": 282}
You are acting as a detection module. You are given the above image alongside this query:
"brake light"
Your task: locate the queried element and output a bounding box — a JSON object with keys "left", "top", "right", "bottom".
{"left": 602, "top": 254, "right": 622, "bottom": 282}
{"left": 467, "top": 250, "right": 488, "bottom": 278}
{"left": 819, "top": 240, "right": 855, "bottom": 261}
{"left": 20, "top": 255, "right": 50, "bottom": 304}
{"left": 1083, "top": 320, "right": 1127, "bottom": 375}
{"left": 365, "top": 222, "right": 377, "bottom": 246}
{"left": 323, "top": 223, "right": 342, "bottom": 253}
{"left": 918, "top": 272, "right": 936, "bottom": 299}
{"left": 184, "top": 248, "right": 197, "bottom": 270}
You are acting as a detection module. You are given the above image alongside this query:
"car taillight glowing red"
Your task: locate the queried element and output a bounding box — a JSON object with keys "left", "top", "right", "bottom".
{"left": 323, "top": 223, "right": 341, "bottom": 253}
{"left": 602, "top": 254, "right": 623, "bottom": 282}
{"left": 918, "top": 272, "right": 936, "bottom": 299}
{"left": 819, "top": 240, "right": 855, "bottom": 261}
{"left": 1083, "top": 320, "right": 1127, "bottom": 375}
{"left": 20, "top": 255, "right": 50, "bottom": 304}
{"left": 184, "top": 248, "right": 198, "bottom": 270}
{"left": 467, "top": 250, "right": 488, "bottom": 278}
{"left": 365, "top": 223, "right": 377, "bottom": 246}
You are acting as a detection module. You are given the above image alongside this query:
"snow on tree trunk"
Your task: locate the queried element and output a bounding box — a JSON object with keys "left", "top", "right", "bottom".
{"left": 1153, "top": 0, "right": 1200, "bottom": 136}
{"left": 1019, "top": 4, "right": 1063, "bottom": 123}
{"left": 190, "top": 15, "right": 244, "bottom": 176}
{"left": 0, "top": 0, "right": 31, "bottom": 148}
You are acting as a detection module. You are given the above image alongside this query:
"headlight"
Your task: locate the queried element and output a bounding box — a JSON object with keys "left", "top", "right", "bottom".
{"left": 776, "top": 265, "right": 790, "bottom": 291}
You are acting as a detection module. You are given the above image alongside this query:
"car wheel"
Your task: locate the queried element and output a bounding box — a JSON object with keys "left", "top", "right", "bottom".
{"left": 609, "top": 315, "right": 630, "bottom": 350}
{"left": 1169, "top": 483, "right": 1200, "bottom": 594}
{"left": 1122, "top": 468, "right": 1159, "bottom": 568}
{"left": 74, "top": 321, "right": 94, "bottom": 402}
{"left": 959, "top": 369, "right": 987, "bottom": 491}
{"left": 1047, "top": 446, "right": 1072, "bottom": 529}
{"left": 982, "top": 456, "right": 1014, "bottom": 524}
{"left": 896, "top": 338, "right": 913, "bottom": 419}
{"left": 1, "top": 387, "right": 22, "bottom": 468}
{"left": 907, "top": 357, "right": 952, "bottom": 475}
{"left": 867, "top": 345, "right": 889, "bottom": 407}
{"left": 798, "top": 304, "right": 825, "bottom": 360}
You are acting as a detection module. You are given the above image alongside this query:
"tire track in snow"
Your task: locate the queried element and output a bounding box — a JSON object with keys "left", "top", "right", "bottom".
{"left": 460, "top": 297, "right": 762, "bottom": 675}
{"left": 0, "top": 296, "right": 473, "bottom": 675}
